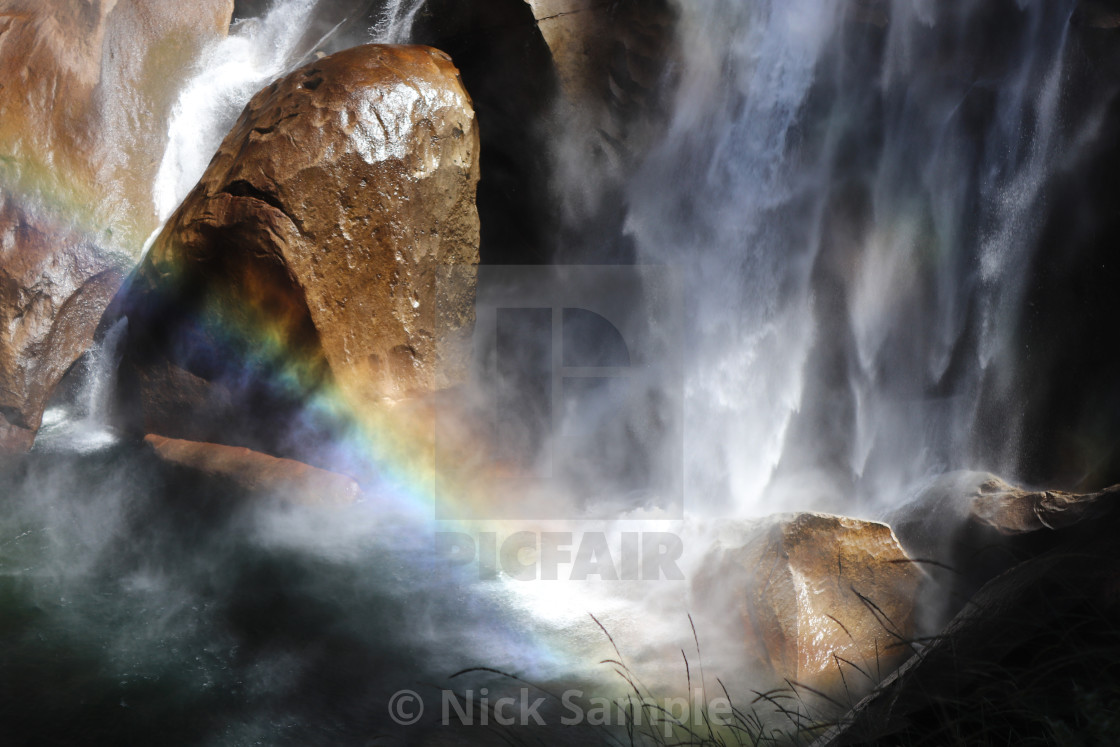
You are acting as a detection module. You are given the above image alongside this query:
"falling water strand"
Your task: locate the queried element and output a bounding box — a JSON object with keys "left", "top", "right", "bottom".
{"left": 83, "top": 319, "right": 129, "bottom": 425}
{"left": 34, "top": 318, "right": 129, "bottom": 453}
{"left": 370, "top": 0, "right": 425, "bottom": 43}
{"left": 625, "top": 0, "right": 841, "bottom": 514}
{"left": 624, "top": 0, "right": 1084, "bottom": 515}
{"left": 151, "top": 0, "right": 322, "bottom": 224}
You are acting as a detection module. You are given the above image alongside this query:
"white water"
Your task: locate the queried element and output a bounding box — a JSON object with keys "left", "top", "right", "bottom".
{"left": 152, "top": 0, "right": 424, "bottom": 225}
{"left": 35, "top": 319, "right": 128, "bottom": 453}
{"left": 152, "top": 0, "right": 321, "bottom": 222}
{"left": 628, "top": 0, "right": 840, "bottom": 516}
{"left": 370, "top": 0, "right": 425, "bottom": 44}
{"left": 624, "top": 0, "right": 1087, "bottom": 516}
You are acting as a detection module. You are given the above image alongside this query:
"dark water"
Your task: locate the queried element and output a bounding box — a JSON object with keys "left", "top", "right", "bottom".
{"left": 0, "top": 445, "right": 584, "bottom": 746}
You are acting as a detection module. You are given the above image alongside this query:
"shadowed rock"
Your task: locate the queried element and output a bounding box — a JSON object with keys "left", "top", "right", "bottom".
{"left": 885, "top": 471, "right": 1120, "bottom": 629}
{"left": 145, "top": 434, "right": 359, "bottom": 507}
{"left": 806, "top": 473, "right": 1120, "bottom": 745}
{"left": 811, "top": 518, "right": 1120, "bottom": 747}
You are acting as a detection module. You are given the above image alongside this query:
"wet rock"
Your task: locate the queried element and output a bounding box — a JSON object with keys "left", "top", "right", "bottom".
{"left": 0, "top": 197, "right": 129, "bottom": 449}
{"left": 523, "top": 0, "right": 675, "bottom": 111}
{"left": 692, "top": 513, "right": 925, "bottom": 696}
{"left": 145, "top": 434, "right": 359, "bottom": 507}
{"left": 111, "top": 45, "right": 480, "bottom": 459}
{"left": 0, "top": 0, "right": 234, "bottom": 451}
{"left": 410, "top": 0, "right": 559, "bottom": 264}
{"left": 1073, "top": 0, "right": 1120, "bottom": 28}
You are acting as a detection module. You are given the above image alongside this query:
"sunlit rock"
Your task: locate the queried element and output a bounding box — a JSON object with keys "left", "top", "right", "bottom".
{"left": 0, "top": 0, "right": 235, "bottom": 451}
{"left": 0, "top": 197, "right": 127, "bottom": 450}
{"left": 111, "top": 44, "right": 480, "bottom": 459}
{"left": 145, "top": 434, "right": 359, "bottom": 506}
{"left": 692, "top": 513, "right": 924, "bottom": 696}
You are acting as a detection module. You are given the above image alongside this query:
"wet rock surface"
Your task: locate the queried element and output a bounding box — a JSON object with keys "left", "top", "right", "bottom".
{"left": 885, "top": 471, "right": 1120, "bottom": 628}
{"left": 0, "top": 0, "right": 234, "bottom": 451}
{"left": 110, "top": 44, "right": 480, "bottom": 459}
{"left": 813, "top": 512, "right": 1120, "bottom": 747}
{"left": 692, "top": 513, "right": 925, "bottom": 697}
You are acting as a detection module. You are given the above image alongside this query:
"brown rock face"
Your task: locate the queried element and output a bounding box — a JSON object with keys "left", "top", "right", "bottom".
{"left": 964, "top": 474, "right": 1120, "bottom": 534}
{"left": 145, "top": 434, "right": 359, "bottom": 507}
{"left": 0, "top": 197, "right": 127, "bottom": 449}
{"left": 693, "top": 514, "right": 924, "bottom": 695}
{"left": 523, "top": 0, "right": 674, "bottom": 111}
{"left": 0, "top": 0, "right": 234, "bottom": 450}
{"left": 112, "top": 45, "right": 480, "bottom": 456}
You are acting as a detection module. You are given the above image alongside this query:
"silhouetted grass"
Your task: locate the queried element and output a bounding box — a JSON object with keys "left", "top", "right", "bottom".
{"left": 456, "top": 566, "right": 1119, "bottom": 746}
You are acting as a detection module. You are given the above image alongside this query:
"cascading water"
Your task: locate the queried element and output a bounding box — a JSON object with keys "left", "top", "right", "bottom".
{"left": 152, "top": 0, "right": 321, "bottom": 225}
{"left": 370, "top": 0, "right": 426, "bottom": 43}
{"left": 626, "top": 0, "right": 1088, "bottom": 516}
{"left": 627, "top": 0, "right": 842, "bottom": 515}
{"left": 35, "top": 319, "right": 128, "bottom": 453}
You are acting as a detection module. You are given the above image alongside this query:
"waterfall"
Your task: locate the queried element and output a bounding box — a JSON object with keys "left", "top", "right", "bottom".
{"left": 370, "top": 0, "right": 425, "bottom": 43}
{"left": 82, "top": 319, "right": 129, "bottom": 425}
{"left": 35, "top": 319, "right": 128, "bottom": 453}
{"left": 6, "top": 1, "right": 1119, "bottom": 742}
{"left": 622, "top": 0, "right": 1086, "bottom": 515}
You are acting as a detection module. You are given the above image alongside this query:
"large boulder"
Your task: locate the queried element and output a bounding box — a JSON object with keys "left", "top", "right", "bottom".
{"left": 0, "top": 0, "right": 235, "bottom": 451}
{"left": 692, "top": 513, "right": 925, "bottom": 697}
{"left": 110, "top": 44, "right": 481, "bottom": 461}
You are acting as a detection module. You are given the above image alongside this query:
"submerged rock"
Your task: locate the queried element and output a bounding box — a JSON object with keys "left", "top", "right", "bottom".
{"left": 692, "top": 513, "right": 924, "bottom": 697}
{"left": 110, "top": 44, "right": 480, "bottom": 459}
{"left": 0, "top": 0, "right": 234, "bottom": 451}
{"left": 145, "top": 434, "right": 359, "bottom": 507}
